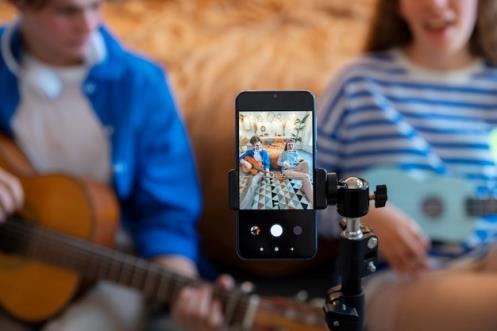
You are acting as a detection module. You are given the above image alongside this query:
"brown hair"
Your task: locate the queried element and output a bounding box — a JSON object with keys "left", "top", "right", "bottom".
{"left": 249, "top": 136, "right": 261, "bottom": 145}
{"left": 364, "top": 0, "right": 497, "bottom": 65}
{"left": 284, "top": 138, "right": 296, "bottom": 151}
{"left": 8, "top": 0, "right": 50, "bottom": 9}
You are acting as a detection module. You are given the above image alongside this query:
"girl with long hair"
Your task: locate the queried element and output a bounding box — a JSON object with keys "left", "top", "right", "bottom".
{"left": 277, "top": 138, "right": 313, "bottom": 205}
{"left": 318, "top": 1, "right": 497, "bottom": 330}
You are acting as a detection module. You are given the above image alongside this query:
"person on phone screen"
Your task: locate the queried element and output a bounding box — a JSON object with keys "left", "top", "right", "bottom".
{"left": 277, "top": 139, "right": 313, "bottom": 205}
{"left": 239, "top": 135, "right": 270, "bottom": 175}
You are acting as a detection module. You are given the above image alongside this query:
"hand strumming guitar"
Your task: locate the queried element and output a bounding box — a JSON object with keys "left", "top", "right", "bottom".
{"left": 240, "top": 158, "right": 252, "bottom": 170}
{"left": 0, "top": 167, "right": 24, "bottom": 222}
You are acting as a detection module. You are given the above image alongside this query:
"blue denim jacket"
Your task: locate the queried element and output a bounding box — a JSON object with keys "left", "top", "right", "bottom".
{"left": 0, "top": 24, "right": 202, "bottom": 262}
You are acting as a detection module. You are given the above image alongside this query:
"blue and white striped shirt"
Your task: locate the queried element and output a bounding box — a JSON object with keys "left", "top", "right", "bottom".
{"left": 278, "top": 150, "right": 302, "bottom": 168}
{"left": 317, "top": 50, "right": 497, "bottom": 246}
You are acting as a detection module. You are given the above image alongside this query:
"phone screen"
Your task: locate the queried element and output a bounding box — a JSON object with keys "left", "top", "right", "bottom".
{"left": 238, "top": 111, "right": 314, "bottom": 210}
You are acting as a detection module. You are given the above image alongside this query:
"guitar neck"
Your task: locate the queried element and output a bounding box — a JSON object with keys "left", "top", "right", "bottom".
{"left": 0, "top": 219, "right": 327, "bottom": 331}
{"left": 0, "top": 219, "right": 251, "bottom": 328}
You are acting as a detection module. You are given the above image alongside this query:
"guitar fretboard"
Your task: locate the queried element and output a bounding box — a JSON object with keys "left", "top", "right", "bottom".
{"left": 0, "top": 219, "right": 250, "bottom": 327}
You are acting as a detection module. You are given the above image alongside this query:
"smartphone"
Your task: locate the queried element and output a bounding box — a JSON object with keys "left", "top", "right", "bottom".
{"left": 235, "top": 91, "right": 317, "bottom": 259}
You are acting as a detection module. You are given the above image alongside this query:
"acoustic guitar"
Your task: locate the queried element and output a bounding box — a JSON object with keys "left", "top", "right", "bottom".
{"left": 364, "top": 167, "right": 497, "bottom": 243}
{"left": 240, "top": 157, "right": 286, "bottom": 182}
{"left": 0, "top": 135, "right": 326, "bottom": 331}
{"left": 241, "top": 156, "right": 267, "bottom": 175}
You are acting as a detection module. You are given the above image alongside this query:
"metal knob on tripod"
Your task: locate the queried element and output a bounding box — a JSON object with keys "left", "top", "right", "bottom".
{"left": 316, "top": 170, "right": 387, "bottom": 331}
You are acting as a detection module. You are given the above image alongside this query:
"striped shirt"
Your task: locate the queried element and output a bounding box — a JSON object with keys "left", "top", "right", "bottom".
{"left": 317, "top": 49, "right": 497, "bottom": 247}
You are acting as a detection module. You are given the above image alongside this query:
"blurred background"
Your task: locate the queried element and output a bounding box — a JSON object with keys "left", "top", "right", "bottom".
{"left": 0, "top": 0, "right": 376, "bottom": 293}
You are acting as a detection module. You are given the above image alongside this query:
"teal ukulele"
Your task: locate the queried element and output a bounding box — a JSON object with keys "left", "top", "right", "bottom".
{"left": 363, "top": 168, "right": 497, "bottom": 243}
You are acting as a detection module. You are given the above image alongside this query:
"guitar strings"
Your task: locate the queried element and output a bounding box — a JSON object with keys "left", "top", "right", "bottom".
{"left": 0, "top": 221, "right": 323, "bottom": 325}
{"left": 1, "top": 224, "right": 322, "bottom": 325}
{"left": 0, "top": 222, "right": 249, "bottom": 324}
{"left": 0, "top": 226, "right": 323, "bottom": 327}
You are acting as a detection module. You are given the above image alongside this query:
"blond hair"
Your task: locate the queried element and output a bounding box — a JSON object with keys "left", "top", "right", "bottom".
{"left": 364, "top": 0, "right": 497, "bottom": 65}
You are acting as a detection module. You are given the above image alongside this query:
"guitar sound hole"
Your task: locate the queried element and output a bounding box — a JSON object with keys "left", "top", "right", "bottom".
{"left": 422, "top": 196, "right": 444, "bottom": 219}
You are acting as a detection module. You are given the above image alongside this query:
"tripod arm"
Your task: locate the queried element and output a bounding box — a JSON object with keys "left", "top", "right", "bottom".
{"left": 315, "top": 170, "right": 387, "bottom": 331}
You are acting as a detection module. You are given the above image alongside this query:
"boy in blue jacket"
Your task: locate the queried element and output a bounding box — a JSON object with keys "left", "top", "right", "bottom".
{"left": 0, "top": 0, "right": 231, "bottom": 330}
{"left": 239, "top": 135, "right": 270, "bottom": 173}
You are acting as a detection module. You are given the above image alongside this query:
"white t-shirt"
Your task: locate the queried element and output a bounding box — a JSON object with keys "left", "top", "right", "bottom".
{"left": 13, "top": 53, "right": 111, "bottom": 183}
{"left": 253, "top": 150, "right": 262, "bottom": 162}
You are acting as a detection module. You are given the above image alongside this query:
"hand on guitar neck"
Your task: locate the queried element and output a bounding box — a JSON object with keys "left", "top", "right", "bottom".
{"left": 154, "top": 255, "right": 236, "bottom": 330}
{"left": 172, "top": 274, "right": 235, "bottom": 330}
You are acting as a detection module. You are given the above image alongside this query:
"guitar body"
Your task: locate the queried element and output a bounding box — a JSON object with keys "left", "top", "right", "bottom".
{"left": 241, "top": 156, "right": 263, "bottom": 175}
{"left": 0, "top": 136, "right": 119, "bottom": 322}
{"left": 364, "top": 167, "right": 475, "bottom": 243}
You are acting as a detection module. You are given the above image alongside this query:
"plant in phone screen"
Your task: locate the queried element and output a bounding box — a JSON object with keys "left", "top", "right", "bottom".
{"left": 291, "top": 113, "right": 310, "bottom": 144}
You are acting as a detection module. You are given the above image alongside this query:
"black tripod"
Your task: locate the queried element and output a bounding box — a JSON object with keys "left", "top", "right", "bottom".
{"left": 229, "top": 167, "right": 386, "bottom": 330}
{"left": 317, "top": 171, "right": 387, "bottom": 331}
